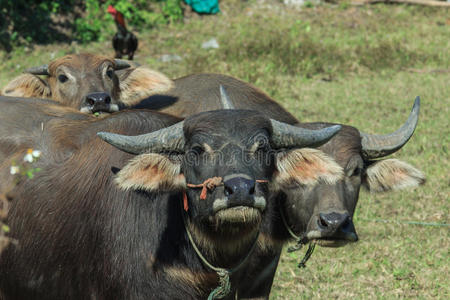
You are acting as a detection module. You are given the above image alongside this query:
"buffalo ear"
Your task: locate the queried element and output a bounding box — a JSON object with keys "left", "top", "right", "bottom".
{"left": 118, "top": 66, "right": 174, "bottom": 106}
{"left": 115, "top": 153, "right": 186, "bottom": 192}
{"left": 1, "top": 74, "right": 51, "bottom": 98}
{"left": 363, "top": 158, "right": 425, "bottom": 192}
{"left": 274, "top": 148, "right": 343, "bottom": 188}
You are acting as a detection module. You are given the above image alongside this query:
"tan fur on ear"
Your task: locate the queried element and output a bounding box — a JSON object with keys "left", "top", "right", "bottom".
{"left": 118, "top": 67, "right": 174, "bottom": 106}
{"left": 115, "top": 153, "right": 185, "bottom": 192}
{"left": 2, "top": 74, "right": 51, "bottom": 99}
{"left": 275, "top": 148, "right": 343, "bottom": 188}
{"left": 364, "top": 158, "right": 425, "bottom": 193}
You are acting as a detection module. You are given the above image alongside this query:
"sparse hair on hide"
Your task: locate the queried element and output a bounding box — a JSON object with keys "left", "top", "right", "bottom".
{"left": 364, "top": 158, "right": 425, "bottom": 192}
{"left": 186, "top": 217, "right": 260, "bottom": 261}
{"left": 119, "top": 66, "right": 174, "bottom": 106}
{"left": 115, "top": 153, "right": 185, "bottom": 192}
{"left": 1, "top": 74, "right": 51, "bottom": 99}
{"left": 275, "top": 148, "right": 343, "bottom": 188}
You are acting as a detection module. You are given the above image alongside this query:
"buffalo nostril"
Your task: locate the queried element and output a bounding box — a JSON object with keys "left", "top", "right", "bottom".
{"left": 223, "top": 175, "right": 255, "bottom": 198}
{"left": 249, "top": 186, "right": 255, "bottom": 195}
{"left": 314, "top": 212, "right": 357, "bottom": 241}
{"left": 87, "top": 97, "right": 95, "bottom": 106}
{"left": 341, "top": 217, "right": 350, "bottom": 229}
{"left": 318, "top": 216, "right": 329, "bottom": 228}
{"left": 104, "top": 96, "right": 111, "bottom": 104}
{"left": 224, "top": 185, "right": 233, "bottom": 197}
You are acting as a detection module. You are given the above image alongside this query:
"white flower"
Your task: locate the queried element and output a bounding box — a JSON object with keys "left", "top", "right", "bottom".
{"left": 32, "top": 150, "right": 41, "bottom": 158}
{"left": 10, "top": 166, "right": 20, "bottom": 175}
{"left": 23, "top": 148, "right": 40, "bottom": 163}
{"left": 24, "top": 153, "right": 34, "bottom": 163}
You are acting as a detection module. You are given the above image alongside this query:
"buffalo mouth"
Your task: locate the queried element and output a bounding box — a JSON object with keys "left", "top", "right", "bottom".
{"left": 205, "top": 206, "right": 262, "bottom": 238}
{"left": 214, "top": 206, "right": 262, "bottom": 225}
{"left": 306, "top": 231, "right": 358, "bottom": 248}
{"left": 79, "top": 103, "right": 119, "bottom": 115}
{"left": 304, "top": 212, "right": 358, "bottom": 247}
{"left": 212, "top": 196, "right": 266, "bottom": 214}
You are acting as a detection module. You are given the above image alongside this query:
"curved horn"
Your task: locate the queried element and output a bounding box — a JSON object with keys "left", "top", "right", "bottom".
{"left": 271, "top": 120, "right": 341, "bottom": 149}
{"left": 360, "top": 96, "right": 420, "bottom": 159}
{"left": 220, "top": 85, "right": 235, "bottom": 109}
{"left": 97, "top": 121, "right": 185, "bottom": 155}
{"left": 24, "top": 64, "right": 49, "bottom": 75}
{"left": 114, "top": 59, "right": 131, "bottom": 70}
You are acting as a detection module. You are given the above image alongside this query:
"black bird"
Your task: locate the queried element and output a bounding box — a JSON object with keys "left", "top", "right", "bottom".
{"left": 107, "top": 5, "right": 138, "bottom": 60}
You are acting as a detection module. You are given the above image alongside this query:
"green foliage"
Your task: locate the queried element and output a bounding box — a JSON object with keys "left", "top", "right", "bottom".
{"left": 1, "top": 0, "right": 184, "bottom": 48}
{"left": 0, "top": 0, "right": 74, "bottom": 51}
{"left": 1, "top": 225, "right": 10, "bottom": 233}
{"left": 162, "top": 0, "right": 184, "bottom": 23}
{"left": 74, "top": 0, "right": 184, "bottom": 43}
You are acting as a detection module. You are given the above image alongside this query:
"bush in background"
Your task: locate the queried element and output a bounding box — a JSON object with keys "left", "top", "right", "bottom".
{"left": 0, "top": 0, "right": 184, "bottom": 51}
{"left": 0, "top": 0, "right": 74, "bottom": 51}
{"left": 74, "top": 0, "right": 183, "bottom": 43}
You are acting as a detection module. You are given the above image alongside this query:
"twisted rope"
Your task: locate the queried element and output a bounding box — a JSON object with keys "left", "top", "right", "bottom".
{"left": 187, "top": 177, "right": 223, "bottom": 200}
{"left": 183, "top": 177, "right": 268, "bottom": 211}
{"left": 279, "top": 205, "right": 315, "bottom": 268}
{"left": 181, "top": 209, "right": 259, "bottom": 299}
{"left": 181, "top": 176, "right": 267, "bottom": 299}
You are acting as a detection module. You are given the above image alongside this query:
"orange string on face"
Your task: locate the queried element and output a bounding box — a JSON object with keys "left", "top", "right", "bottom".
{"left": 182, "top": 177, "right": 269, "bottom": 211}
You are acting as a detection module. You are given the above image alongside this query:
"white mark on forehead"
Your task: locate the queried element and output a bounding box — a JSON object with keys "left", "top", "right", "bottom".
{"left": 249, "top": 142, "right": 259, "bottom": 154}
{"left": 203, "top": 143, "right": 214, "bottom": 154}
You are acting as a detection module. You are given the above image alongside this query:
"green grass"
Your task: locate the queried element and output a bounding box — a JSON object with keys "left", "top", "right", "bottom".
{"left": 0, "top": 1, "right": 448, "bottom": 298}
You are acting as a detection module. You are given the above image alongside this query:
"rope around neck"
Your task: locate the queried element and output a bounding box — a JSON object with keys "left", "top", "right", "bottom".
{"left": 279, "top": 205, "right": 316, "bottom": 268}
{"left": 181, "top": 203, "right": 260, "bottom": 299}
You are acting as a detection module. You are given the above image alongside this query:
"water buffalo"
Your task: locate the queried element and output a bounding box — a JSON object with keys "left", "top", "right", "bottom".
{"left": 130, "top": 74, "right": 425, "bottom": 297}
{"left": 126, "top": 73, "right": 299, "bottom": 125}
{"left": 239, "top": 96, "right": 425, "bottom": 298}
{"left": 131, "top": 73, "right": 424, "bottom": 245}
{"left": 0, "top": 96, "right": 342, "bottom": 299}
{"left": 1, "top": 53, "right": 173, "bottom": 114}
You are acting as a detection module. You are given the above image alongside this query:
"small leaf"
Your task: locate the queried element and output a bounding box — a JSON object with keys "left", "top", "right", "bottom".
{"left": 2, "top": 225, "right": 10, "bottom": 233}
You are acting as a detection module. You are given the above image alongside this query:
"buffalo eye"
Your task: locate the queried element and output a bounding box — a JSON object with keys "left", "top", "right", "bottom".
{"left": 58, "top": 74, "right": 68, "bottom": 83}
{"left": 349, "top": 167, "right": 361, "bottom": 177}
{"left": 106, "top": 69, "right": 114, "bottom": 79}
{"left": 191, "top": 145, "right": 204, "bottom": 155}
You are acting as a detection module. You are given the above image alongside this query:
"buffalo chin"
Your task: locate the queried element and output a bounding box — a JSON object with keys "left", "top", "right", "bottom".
{"left": 314, "top": 239, "right": 353, "bottom": 247}
{"left": 310, "top": 234, "right": 359, "bottom": 247}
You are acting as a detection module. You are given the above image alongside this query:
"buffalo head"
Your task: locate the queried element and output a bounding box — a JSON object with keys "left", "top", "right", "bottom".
{"left": 98, "top": 88, "right": 344, "bottom": 259}
{"left": 281, "top": 97, "right": 425, "bottom": 247}
{"left": 1, "top": 53, "right": 173, "bottom": 114}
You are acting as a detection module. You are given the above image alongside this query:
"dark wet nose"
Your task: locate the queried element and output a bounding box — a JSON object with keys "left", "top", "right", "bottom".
{"left": 317, "top": 212, "right": 358, "bottom": 240}
{"left": 223, "top": 174, "right": 255, "bottom": 205}
{"left": 85, "top": 92, "right": 111, "bottom": 112}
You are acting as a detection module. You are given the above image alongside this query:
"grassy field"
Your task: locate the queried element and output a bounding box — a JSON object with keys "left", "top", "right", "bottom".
{"left": 0, "top": 1, "right": 448, "bottom": 298}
